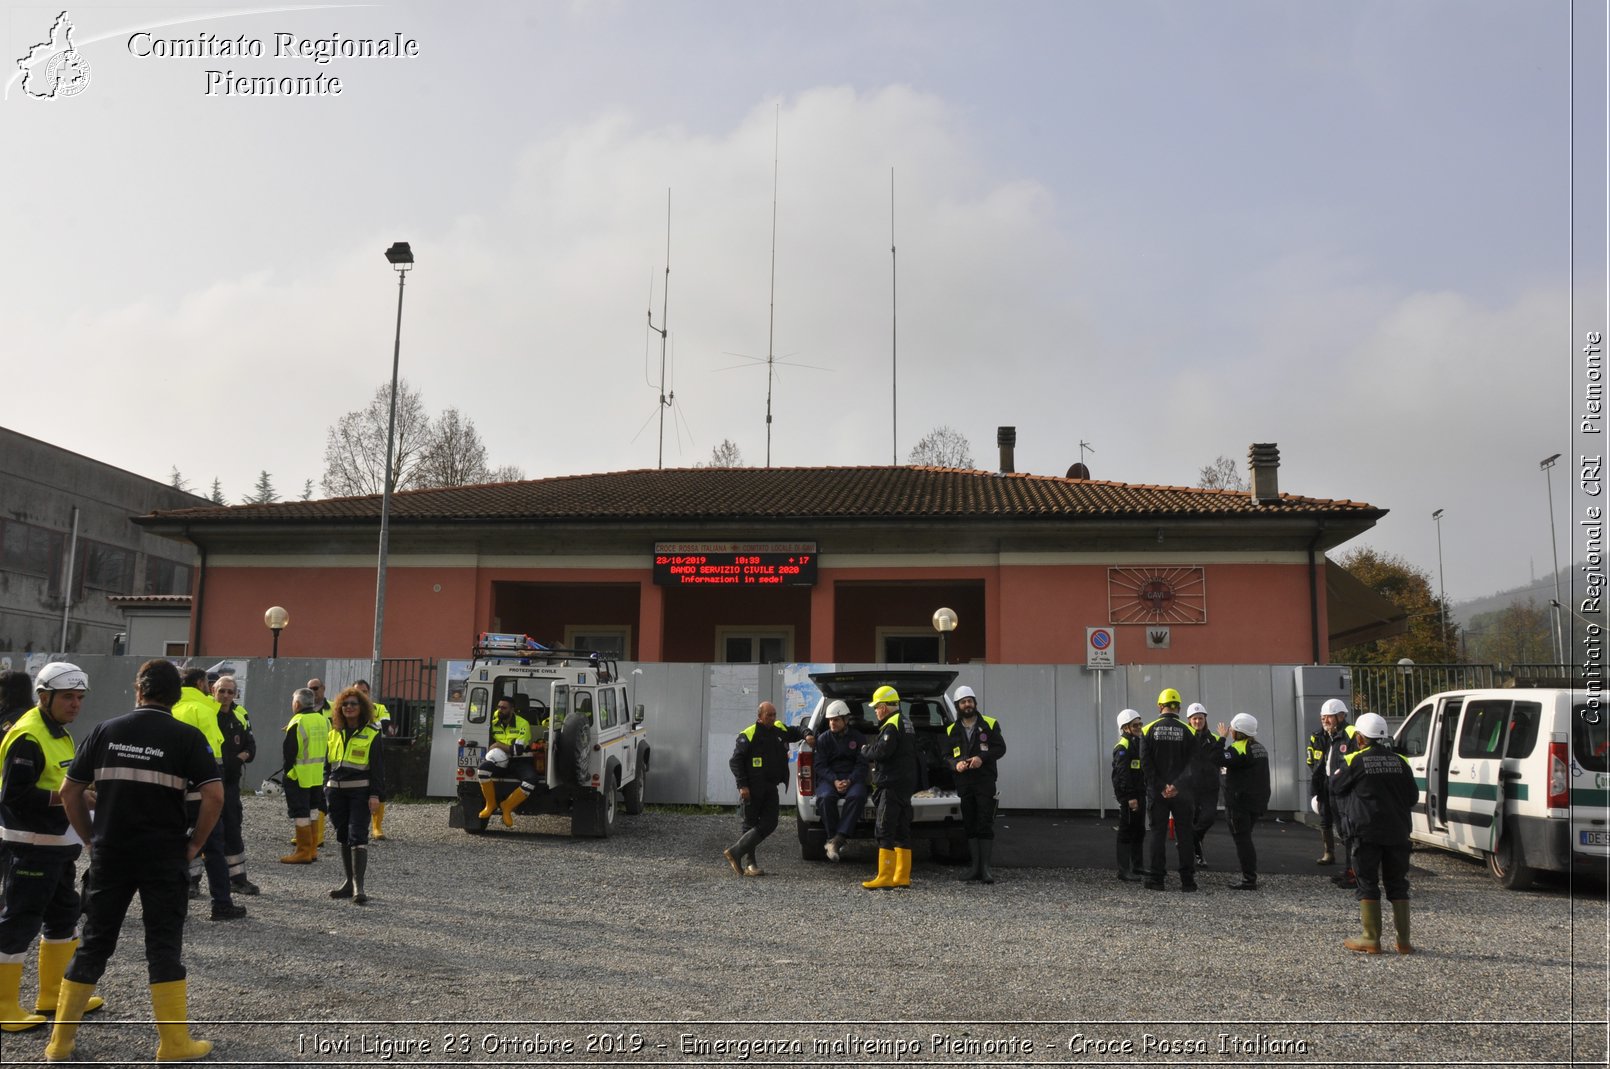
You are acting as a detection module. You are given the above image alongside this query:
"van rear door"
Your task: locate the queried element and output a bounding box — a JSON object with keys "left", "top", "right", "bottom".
{"left": 1446, "top": 698, "right": 1513, "bottom": 855}
{"left": 1571, "top": 701, "right": 1610, "bottom": 861}
{"left": 1395, "top": 700, "right": 1436, "bottom": 839}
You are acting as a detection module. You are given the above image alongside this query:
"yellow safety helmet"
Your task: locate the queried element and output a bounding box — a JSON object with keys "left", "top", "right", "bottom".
{"left": 1157, "top": 687, "right": 1182, "bottom": 707}
{"left": 870, "top": 685, "right": 901, "bottom": 706}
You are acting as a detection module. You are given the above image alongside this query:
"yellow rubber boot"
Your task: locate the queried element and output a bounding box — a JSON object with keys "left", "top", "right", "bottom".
{"left": 150, "top": 979, "right": 212, "bottom": 1062}
{"left": 371, "top": 802, "right": 387, "bottom": 840}
{"left": 34, "top": 939, "right": 105, "bottom": 1015}
{"left": 861, "top": 848, "right": 897, "bottom": 889}
{"left": 312, "top": 814, "right": 326, "bottom": 849}
{"left": 891, "top": 846, "right": 913, "bottom": 888}
{"left": 477, "top": 780, "right": 499, "bottom": 819}
{"left": 279, "top": 823, "right": 315, "bottom": 865}
{"left": 43, "top": 979, "right": 96, "bottom": 1060}
{"left": 500, "top": 787, "right": 529, "bottom": 828}
{"left": 1343, "top": 900, "right": 1382, "bottom": 954}
{"left": 0, "top": 960, "right": 47, "bottom": 1032}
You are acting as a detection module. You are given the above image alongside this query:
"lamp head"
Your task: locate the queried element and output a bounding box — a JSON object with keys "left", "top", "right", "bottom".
{"left": 384, "top": 241, "right": 414, "bottom": 268}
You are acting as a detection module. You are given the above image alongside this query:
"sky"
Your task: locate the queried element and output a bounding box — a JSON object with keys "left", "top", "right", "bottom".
{"left": 4, "top": 0, "right": 1605, "bottom": 604}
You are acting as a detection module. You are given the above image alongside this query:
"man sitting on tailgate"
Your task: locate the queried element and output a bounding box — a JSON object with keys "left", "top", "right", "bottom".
{"left": 475, "top": 696, "right": 541, "bottom": 828}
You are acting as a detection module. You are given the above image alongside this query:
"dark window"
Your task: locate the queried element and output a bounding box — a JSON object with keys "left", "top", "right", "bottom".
{"left": 144, "top": 557, "right": 193, "bottom": 595}
{"left": 1, "top": 520, "right": 63, "bottom": 581}
{"left": 884, "top": 634, "right": 940, "bottom": 662}
{"left": 1457, "top": 700, "right": 1510, "bottom": 759}
{"left": 1505, "top": 701, "right": 1542, "bottom": 759}
{"left": 76, "top": 541, "right": 132, "bottom": 595}
{"left": 1397, "top": 704, "right": 1433, "bottom": 758}
{"left": 1574, "top": 704, "right": 1608, "bottom": 773}
{"left": 599, "top": 688, "right": 619, "bottom": 729}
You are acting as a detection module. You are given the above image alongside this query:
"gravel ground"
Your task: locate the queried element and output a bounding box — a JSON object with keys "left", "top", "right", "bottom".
{"left": 0, "top": 795, "right": 1604, "bottom": 1068}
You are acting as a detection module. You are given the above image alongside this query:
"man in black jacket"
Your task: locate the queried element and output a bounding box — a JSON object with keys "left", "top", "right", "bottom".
{"left": 1139, "top": 687, "right": 1210, "bottom": 892}
{"left": 811, "top": 701, "right": 867, "bottom": 862}
{"left": 861, "top": 686, "right": 918, "bottom": 890}
{"left": 946, "top": 685, "right": 1005, "bottom": 884}
{"left": 722, "top": 702, "right": 807, "bottom": 878}
{"left": 1111, "top": 709, "right": 1146, "bottom": 882}
{"left": 212, "top": 676, "right": 258, "bottom": 897}
{"left": 1216, "top": 713, "right": 1271, "bottom": 891}
{"left": 1329, "top": 712, "right": 1419, "bottom": 955}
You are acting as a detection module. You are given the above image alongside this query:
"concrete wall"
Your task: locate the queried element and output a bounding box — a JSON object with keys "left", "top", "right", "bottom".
{"left": 8, "top": 653, "right": 1317, "bottom": 814}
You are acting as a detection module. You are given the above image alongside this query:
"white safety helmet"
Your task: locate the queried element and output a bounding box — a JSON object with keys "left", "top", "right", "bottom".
{"left": 1186, "top": 702, "right": 1207, "bottom": 719}
{"left": 34, "top": 662, "right": 89, "bottom": 697}
{"left": 1320, "top": 698, "right": 1350, "bottom": 720}
{"left": 484, "top": 746, "right": 510, "bottom": 769}
{"left": 824, "top": 700, "right": 851, "bottom": 721}
{"left": 1116, "top": 708, "right": 1143, "bottom": 730}
{"left": 1230, "top": 713, "right": 1258, "bottom": 736}
{"left": 1354, "top": 713, "right": 1390, "bottom": 740}
{"left": 953, "top": 685, "right": 977, "bottom": 703}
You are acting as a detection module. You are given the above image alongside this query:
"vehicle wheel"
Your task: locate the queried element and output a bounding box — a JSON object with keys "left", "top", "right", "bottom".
{"left": 559, "top": 713, "right": 594, "bottom": 788}
{"left": 622, "top": 757, "right": 647, "bottom": 815}
{"left": 603, "top": 779, "right": 617, "bottom": 834}
{"left": 799, "top": 823, "right": 827, "bottom": 861}
{"left": 1489, "top": 832, "right": 1537, "bottom": 890}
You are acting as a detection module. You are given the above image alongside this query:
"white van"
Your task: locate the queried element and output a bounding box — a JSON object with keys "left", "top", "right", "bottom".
{"left": 1393, "top": 688, "right": 1609, "bottom": 888}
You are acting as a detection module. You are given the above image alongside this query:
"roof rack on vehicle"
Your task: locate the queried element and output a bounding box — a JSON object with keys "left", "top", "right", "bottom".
{"left": 471, "top": 632, "right": 619, "bottom": 679}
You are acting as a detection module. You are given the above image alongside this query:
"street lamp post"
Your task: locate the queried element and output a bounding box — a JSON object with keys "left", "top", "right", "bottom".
{"left": 932, "top": 606, "right": 958, "bottom": 665}
{"left": 264, "top": 606, "right": 289, "bottom": 659}
{"left": 373, "top": 241, "right": 414, "bottom": 687}
{"left": 1541, "top": 453, "right": 1565, "bottom": 665}
{"left": 1432, "top": 509, "right": 1447, "bottom": 655}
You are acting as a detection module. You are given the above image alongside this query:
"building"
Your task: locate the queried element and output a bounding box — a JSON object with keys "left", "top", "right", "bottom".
{"left": 1, "top": 427, "right": 205, "bottom": 655}
{"left": 135, "top": 439, "right": 1396, "bottom": 665}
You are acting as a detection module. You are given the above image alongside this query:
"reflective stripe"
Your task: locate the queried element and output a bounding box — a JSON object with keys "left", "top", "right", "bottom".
{"left": 1, "top": 827, "right": 76, "bottom": 846}
{"left": 326, "top": 778, "right": 369, "bottom": 789}
{"left": 95, "top": 766, "right": 191, "bottom": 791}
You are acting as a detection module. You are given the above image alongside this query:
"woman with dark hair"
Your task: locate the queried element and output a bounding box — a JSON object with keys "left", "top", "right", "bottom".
{"left": 323, "top": 686, "right": 384, "bottom": 904}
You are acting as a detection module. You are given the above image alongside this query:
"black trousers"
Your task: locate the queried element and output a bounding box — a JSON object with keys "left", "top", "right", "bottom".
{"left": 1227, "top": 806, "right": 1259, "bottom": 880}
{"left": 221, "top": 778, "right": 247, "bottom": 877}
{"left": 1192, "top": 778, "right": 1219, "bottom": 839}
{"left": 729, "top": 786, "right": 779, "bottom": 862}
{"left": 1145, "top": 791, "right": 1196, "bottom": 880}
{"left": 0, "top": 844, "right": 81, "bottom": 954}
{"left": 68, "top": 848, "right": 189, "bottom": 985}
{"left": 1353, "top": 840, "right": 1411, "bottom": 902}
{"left": 328, "top": 790, "right": 372, "bottom": 848}
{"left": 956, "top": 777, "right": 997, "bottom": 839}
{"left": 283, "top": 779, "right": 318, "bottom": 820}
{"left": 185, "top": 799, "right": 231, "bottom": 904}
{"left": 872, "top": 786, "right": 913, "bottom": 849}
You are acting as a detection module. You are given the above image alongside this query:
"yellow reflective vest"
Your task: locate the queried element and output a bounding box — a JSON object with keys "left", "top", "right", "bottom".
{"left": 285, "top": 709, "right": 330, "bottom": 788}
{"left": 0, "top": 708, "right": 76, "bottom": 845}
{"left": 172, "top": 686, "right": 225, "bottom": 760}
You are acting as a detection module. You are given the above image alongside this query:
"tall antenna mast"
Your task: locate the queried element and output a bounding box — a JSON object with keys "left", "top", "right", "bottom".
{"left": 647, "top": 189, "right": 672, "bottom": 468}
{"left": 764, "top": 105, "right": 780, "bottom": 467}
{"left": 1079, "top": 439, "right": 1095, "bottom": 465}
{"left": 890, "top": 167, "right": 898, "bottom": 465}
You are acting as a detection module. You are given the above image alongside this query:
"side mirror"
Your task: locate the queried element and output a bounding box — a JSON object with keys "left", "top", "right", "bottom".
{"left": 633, "top": 704, "right": 646, "bottom": 724}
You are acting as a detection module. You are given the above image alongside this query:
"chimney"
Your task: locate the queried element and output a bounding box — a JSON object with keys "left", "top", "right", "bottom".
{"left": 1248, "top": 443, "right": 1280, "bottom": 504}
{"left": 997, "top": 426, "right": 1017, "bottom": 474}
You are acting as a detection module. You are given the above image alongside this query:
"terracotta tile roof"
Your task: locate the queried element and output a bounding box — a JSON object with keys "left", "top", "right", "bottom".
{"left": 141, "top": 466, "right": 1383, "bottom": 524}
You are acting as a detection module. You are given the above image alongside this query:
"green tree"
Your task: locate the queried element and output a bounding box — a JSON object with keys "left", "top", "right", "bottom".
{"left": 1464, "top": 600, "right": 1553, "bottom": 664}
{"left": 208, "top": 478, "right": 225, "bottom": 505}
{"left": 169, "top": 466, "right": 192, "bottom": 492}
{"left": 301, "top": 478, "right": 314, "bottom": 501}
{"left": 245, "top": 471, "right": 278, "bottom": 505}
{"left": 1332, "top": 546, "right": 1459, "bottom": 664}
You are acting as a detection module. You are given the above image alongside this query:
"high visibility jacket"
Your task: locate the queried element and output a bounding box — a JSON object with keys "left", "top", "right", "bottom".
{"left": 326, "top": 723, "right": 383, "bottom": 796}
{"left": 284, "top": 709, "right": 330, "bottom": 788}
{"left": 1330, "top": 741, "right": 1417, "bottom": 844}
{"left": 729, "top": 719, "right": 803, "bottom": 790}
{"left": 0, "top": 708, "right": 76, "bottom": 846}
{"left": 863, "top": 711, "right": 918, "bottom": 793}
{"left": 945, "top": 714, "right": 1005, "bottom": 785}
{"left": 1111, "top": 733, "right": 1144, "bottom": 804}
{"left": 1311, "top": 723, "right": 1360, "bottom": 798}
{"left": 1221, "top": 737, "right": 1271, "bottom": 815}
{"left": 491, "top": 715, "right": 532, "bottom": 750}
{"left": 173, "top": 686, "right": 225, "bottom": 760}
{"left": 1140, "top": 713, "right": 1205, "bottom": 795}
{"left": 372, "top": 700, "right": 390, "bottom": 724}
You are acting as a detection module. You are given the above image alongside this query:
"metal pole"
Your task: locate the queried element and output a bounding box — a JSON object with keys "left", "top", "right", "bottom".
{"left": 372, "top": 268, "right": 408, "bottom": 685}
{"left": 59, "top": 506, "right": 79, "bottom": 652}
{"left": 1432, "top": 509, "right": 1447, "bottom": 655}
{"left": 1542, "top": 454, "right": 1565, "bottom": 664}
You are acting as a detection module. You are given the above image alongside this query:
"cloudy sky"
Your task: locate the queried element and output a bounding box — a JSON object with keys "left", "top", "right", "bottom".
{"left": 5, "top": 1, "right": 1603, "bottom": 603}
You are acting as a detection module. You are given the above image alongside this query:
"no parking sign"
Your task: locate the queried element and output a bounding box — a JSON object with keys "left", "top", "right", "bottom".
{"left": 1086, "top": 626, "right": 1116, "bottom": 669}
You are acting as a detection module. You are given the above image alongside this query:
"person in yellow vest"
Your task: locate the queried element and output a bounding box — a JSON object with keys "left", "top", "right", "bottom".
{"left": 945, "top": 685, "right": 1006, "bottom": 884}
{"left": 302, "top": 679, "right": 332, "bottom": 849}
{"left": 477, "top": 696, "right": 536, "bottom": 828}
{"left": 172, "top": 669, "right": 245, "bottom": 921}
{"left": 212, "top": 676, "right": 257, "bottom": 896}
{"left": 860, "top": 686, "right": 918, "bottom": 890}
{"left": 325, "top": 687, "right": 385, "bottom": 904}
{"left": 354, "top": 680, "right": 390, "bottom": 840}
{"left": 0, "top": 663, "right": 106, "bottom": 1032}
{"left": 279, "top": 688, "right": 328, "bottom": 865}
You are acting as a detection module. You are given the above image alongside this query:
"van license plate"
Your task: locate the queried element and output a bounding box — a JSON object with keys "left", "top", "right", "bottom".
{"left": 1581, "top": 830, "right": 1609, "bottom": 847}
{"left": 458, "top": 751, "right": 479, "bottom": 769}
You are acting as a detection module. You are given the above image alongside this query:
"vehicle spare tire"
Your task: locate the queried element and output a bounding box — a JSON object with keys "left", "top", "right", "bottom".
{"left": 559, "top": 714, "right": 594, "bottom": 788}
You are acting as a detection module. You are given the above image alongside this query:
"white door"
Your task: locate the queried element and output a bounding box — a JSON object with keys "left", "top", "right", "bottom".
{"left": 1395, "top": 702, "right": 1435, "bottom": 840}
{"left": 1445, "top": 698, "right": 1511, "bottom": 854}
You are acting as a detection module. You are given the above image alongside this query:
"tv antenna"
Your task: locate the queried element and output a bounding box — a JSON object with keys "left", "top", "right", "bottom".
{"left": 642, "top": 189, "right": 691, "bottom": 467}
{"left": 1079, "top": 440, "right": 1095, "bottom": 465}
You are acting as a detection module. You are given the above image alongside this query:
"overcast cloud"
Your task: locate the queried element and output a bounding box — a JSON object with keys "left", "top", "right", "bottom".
{"left": 3, "top": 1, "right": 1602, "bottom": 602}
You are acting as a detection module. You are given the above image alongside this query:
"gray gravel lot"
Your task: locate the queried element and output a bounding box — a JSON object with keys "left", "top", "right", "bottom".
{"left": 1, "top": 796, "right": 1604, "bottom": 1068}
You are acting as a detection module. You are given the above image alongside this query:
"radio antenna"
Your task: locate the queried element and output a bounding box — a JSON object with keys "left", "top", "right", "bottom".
{"left": 646, "top": 189, "right": 672, "bottom": 468}
{"left": 764, "top": 106, "right": 780, "bottom": 467}
{"left": 890, "top": 166, "right": 898, "bottom": 465}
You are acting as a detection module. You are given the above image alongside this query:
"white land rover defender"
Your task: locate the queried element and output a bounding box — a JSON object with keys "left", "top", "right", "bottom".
{"left": 449, "top": 633, "right": 650, "bottom": 837}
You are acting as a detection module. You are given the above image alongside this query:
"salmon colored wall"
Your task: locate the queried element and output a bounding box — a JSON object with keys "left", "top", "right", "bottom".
{"left": 198, "top": 566, "right": 478, "bottom": 658}
{"left": 196, "top": 561, "right": 1326, "bottom": 664}
{"left": 490, "top": 582, "right": 640, "bottom": 655}
{"left": 660, "top": 585, "right": 813, "bottom": 661}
